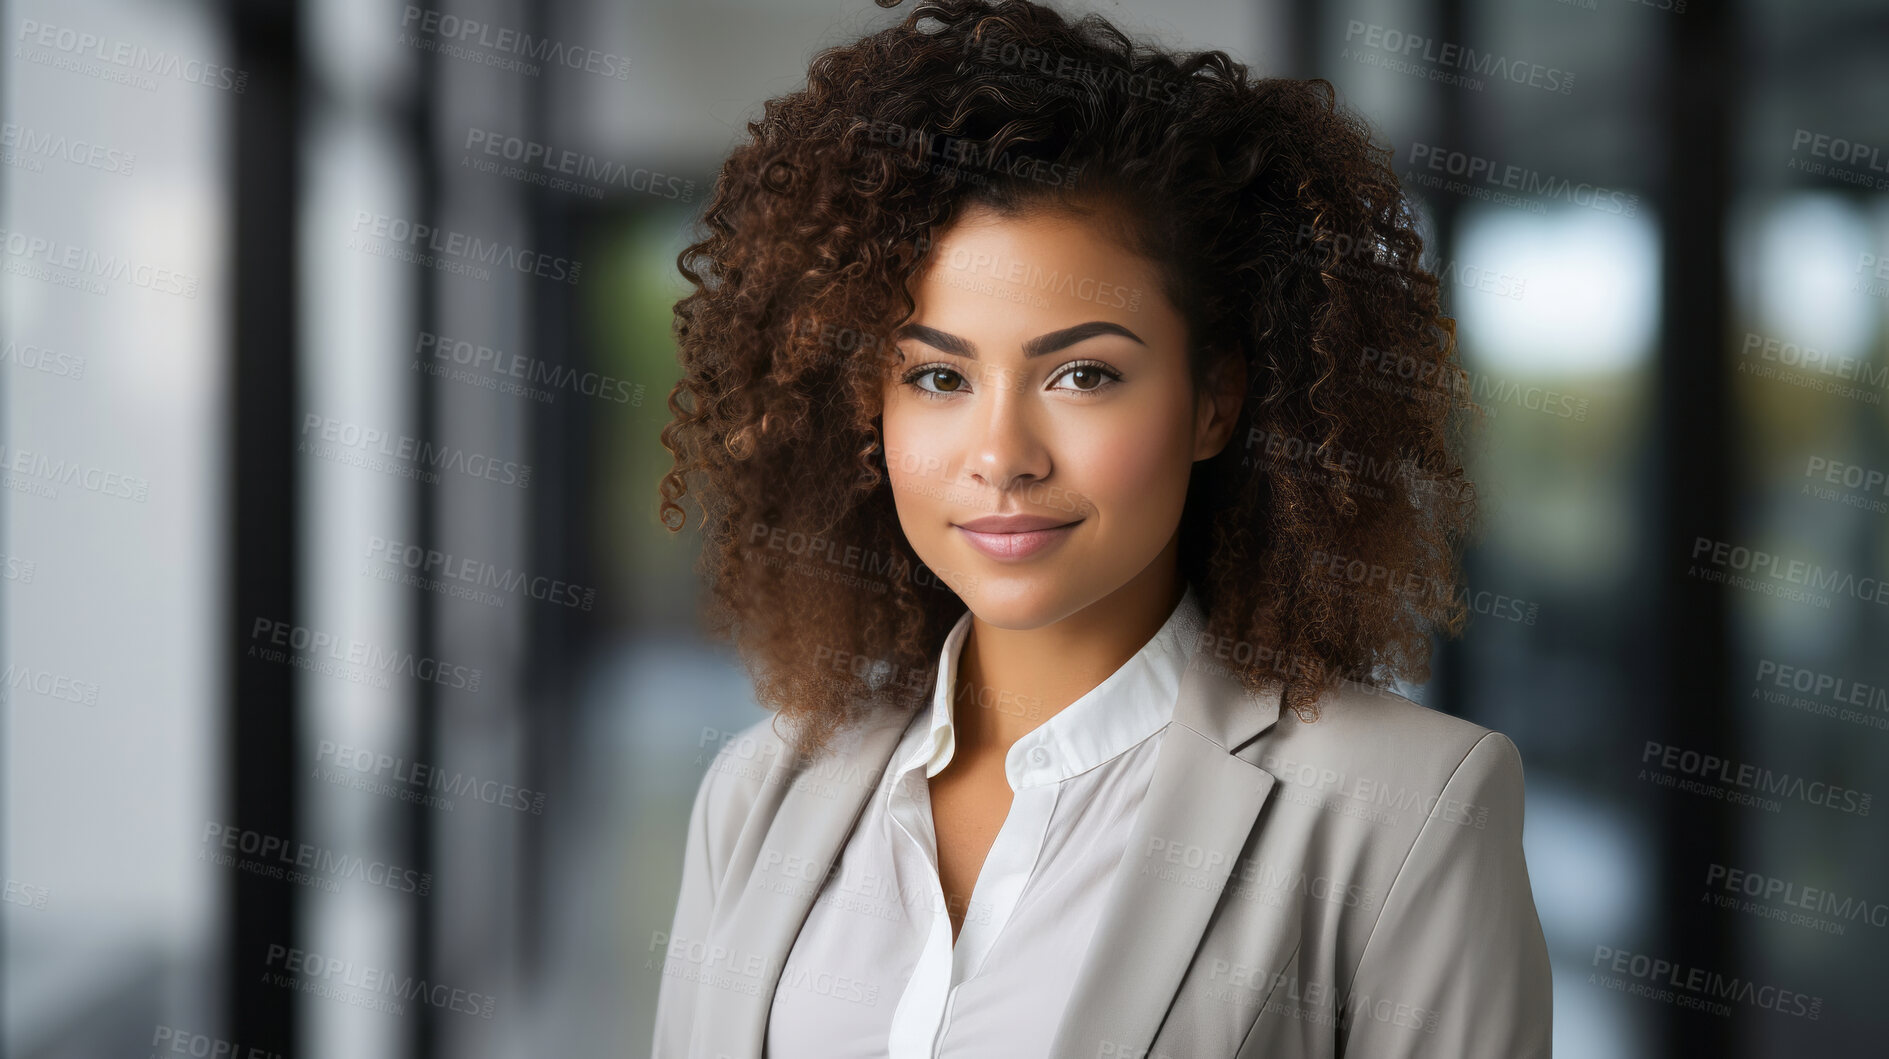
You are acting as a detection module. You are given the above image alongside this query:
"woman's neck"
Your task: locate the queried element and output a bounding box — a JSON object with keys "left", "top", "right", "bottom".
{"left": 950, "top": 548, "right": 1186, "bottom": 760}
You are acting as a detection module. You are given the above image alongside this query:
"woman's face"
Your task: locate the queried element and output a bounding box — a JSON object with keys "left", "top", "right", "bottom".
{"left": 880, "top": 202, "right": 1242, "bottom": 629}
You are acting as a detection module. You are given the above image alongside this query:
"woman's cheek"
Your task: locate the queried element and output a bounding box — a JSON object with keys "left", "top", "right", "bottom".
{"left": 883, "top": 433, "right": 951, "bottom": 551}
{"left": 880, "top": 416, "right": 927, "bottom": 492}
{"left": 1068, "top": 423, "right": 1188, "bottom": 525}
{"left": 887, "top": 461, "right": 931, "bottom": 527}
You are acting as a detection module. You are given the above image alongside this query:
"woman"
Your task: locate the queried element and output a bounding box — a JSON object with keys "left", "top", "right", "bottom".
{"left": 651, "top": 1, "right": 1552, "bottom": 1056}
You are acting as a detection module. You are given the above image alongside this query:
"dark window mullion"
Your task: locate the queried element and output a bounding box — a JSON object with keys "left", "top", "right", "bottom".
{"left": 1653, "top": 4, "right": 1739, "bottom": 1057}
{"left": 227, "top": 0, "right": 303, "bottom": 1052}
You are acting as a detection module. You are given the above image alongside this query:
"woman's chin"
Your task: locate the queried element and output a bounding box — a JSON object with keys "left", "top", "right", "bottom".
{"left": 954, "top": 581, "right": 1085, "bottom": 631}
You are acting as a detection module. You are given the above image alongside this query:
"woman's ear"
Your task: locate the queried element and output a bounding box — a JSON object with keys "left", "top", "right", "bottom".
{"left": 1193, "top": 350, "right": 1248, "bottom": 462}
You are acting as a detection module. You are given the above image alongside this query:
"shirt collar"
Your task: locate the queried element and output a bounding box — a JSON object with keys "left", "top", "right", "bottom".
{"left": 891, "top": 582, "right": 1207, "bottom": 792}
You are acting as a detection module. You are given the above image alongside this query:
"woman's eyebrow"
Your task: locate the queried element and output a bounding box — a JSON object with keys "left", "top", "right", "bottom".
{"left": 893, "top": 320, "right": 1146, "bottom": 360}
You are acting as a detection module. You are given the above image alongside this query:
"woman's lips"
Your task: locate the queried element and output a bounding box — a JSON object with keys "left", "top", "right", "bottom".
{"left": 954, "top": 520, "right": 1082, "bottom": 561}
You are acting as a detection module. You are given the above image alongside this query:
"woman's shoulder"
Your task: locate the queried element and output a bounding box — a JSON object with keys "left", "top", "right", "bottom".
{"left": 690, "top": 707, "right": 917, "bottom": 828}
{"left": 1267, "top": 676, "right": 1519, "bottom": 761}
{"left": 1243, "top": 676, "right": 1530, "bottom": 830}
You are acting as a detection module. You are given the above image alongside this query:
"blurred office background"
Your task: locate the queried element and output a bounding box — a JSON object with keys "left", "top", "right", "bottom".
{"left": 2, "top": 0, "right": 1885, "bottom": 1055}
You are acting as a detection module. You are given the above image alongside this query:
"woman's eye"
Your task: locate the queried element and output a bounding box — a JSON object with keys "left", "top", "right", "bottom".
{"left": 1050, "top": 362, "right": 1122, "bottom": 394}
{"left": 909, "top": 366, "right": 968, "bottom": 394}
{"left": 902, "top": 360, "right": 1119, "bottom": 397}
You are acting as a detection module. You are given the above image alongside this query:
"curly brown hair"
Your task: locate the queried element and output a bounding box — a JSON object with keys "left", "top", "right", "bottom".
{"left": 658, "top": 0, "right": 1483, "bottom": 760}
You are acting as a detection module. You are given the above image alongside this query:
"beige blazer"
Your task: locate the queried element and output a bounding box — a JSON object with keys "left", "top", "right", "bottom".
{"left": 651, "top": 652, "right": 1553, "bottom": 1058}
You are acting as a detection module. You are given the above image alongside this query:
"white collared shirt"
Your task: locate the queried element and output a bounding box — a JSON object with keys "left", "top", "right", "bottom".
{"left": 765, "top": 584, "right": 1207, "bottom": 1058}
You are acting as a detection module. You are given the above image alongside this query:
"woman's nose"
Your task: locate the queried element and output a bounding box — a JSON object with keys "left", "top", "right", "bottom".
{"left": 962, "top": 363, "right": 1051, "bottom": 490}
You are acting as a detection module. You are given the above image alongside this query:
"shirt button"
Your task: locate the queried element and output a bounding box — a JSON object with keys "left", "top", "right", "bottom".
{"left": 1027, "top": 746, "right": 1050, "bottom": 766}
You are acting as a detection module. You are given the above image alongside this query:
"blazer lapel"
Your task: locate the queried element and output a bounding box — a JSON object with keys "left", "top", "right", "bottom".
{"left": 1048, "top": 655, "right": 1285, "bottom": 1059}
{"left": 699, "top": 705, "right": 917, "bottom": 1058}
